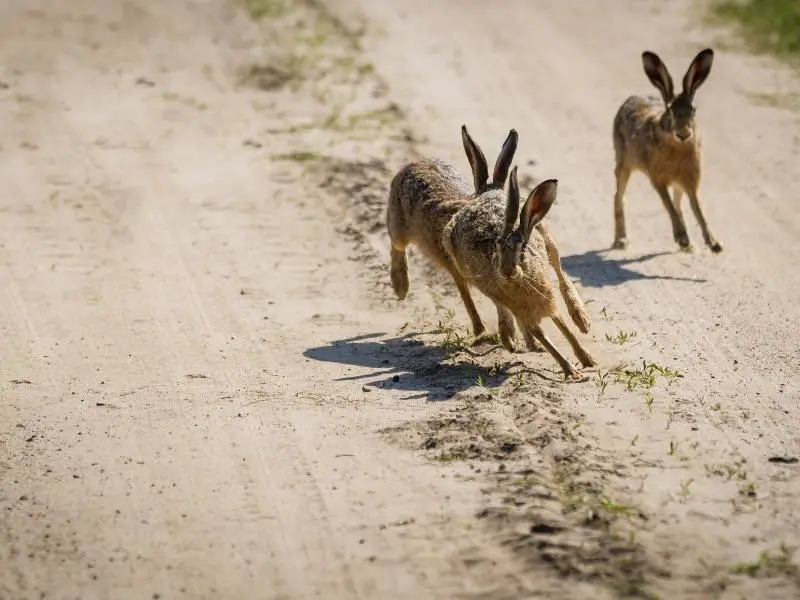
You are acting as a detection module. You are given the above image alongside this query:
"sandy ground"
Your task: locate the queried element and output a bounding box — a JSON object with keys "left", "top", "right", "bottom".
{"left": 1, "top": 0, "right": 799, "bottom": 598}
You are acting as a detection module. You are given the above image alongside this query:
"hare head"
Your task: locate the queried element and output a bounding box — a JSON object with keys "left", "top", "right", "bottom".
{"left": 461, "top": 125, "right": 518, "bottom": 194}
{"left": 642, "top": 48, "right": 714, "bottom": 143}
{"left": 495, "top": 167, "right": 558, "bottom": 280}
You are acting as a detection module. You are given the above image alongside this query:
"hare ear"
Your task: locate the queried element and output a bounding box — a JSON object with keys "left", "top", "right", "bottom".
{"left": 642, "top": 51, "right": 675, "bottom": 105}
{"left": 519, "top": 179, "right": 558, "bottom": 241}
{"left": 503, "top": 166, "right": 521, "bottom": 235}
{"left": 461, "top": 124, "right": 489, "bottom": 193}
{"left": 492, "top": 129, "right": 518, "bottom": 187}
{"left": 682, "top": 48, "right": 714, "bottom": 102}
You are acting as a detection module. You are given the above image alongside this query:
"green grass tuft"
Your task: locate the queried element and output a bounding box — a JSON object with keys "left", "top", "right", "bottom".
{"left": 244, "top": 0, "right": 285, "bottom": 20}
{"left": 711, "top": 0, "right": 800, "bottom": 58}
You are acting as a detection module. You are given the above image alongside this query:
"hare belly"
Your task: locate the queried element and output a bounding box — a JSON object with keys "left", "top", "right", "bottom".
{"left": 647, "top": 146, "right": 700, "bottom": 189}
{"left": 496, "top": 279, "right": 557, "bottom": 325}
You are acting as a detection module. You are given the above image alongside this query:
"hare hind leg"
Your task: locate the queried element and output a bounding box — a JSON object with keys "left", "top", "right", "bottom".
{"left": 551, "top": 314, "right": 596, "bottom": 368}
{"left": 612, "top": 161, "right": 632, "bottom": 249}
{"left": 442, "top": 263, "right": 487, "bottom": 340}
{"left": 522, "top": 327, "right": 545, "bottom": 352}
{"left": 527, "top": 325, "right": 580, "bottom": 380}
{"left": 542, "top": 231, "right": 591, "bottom": 334}
{"left": 389, "top": 245, "right": 410, "bottom": 300}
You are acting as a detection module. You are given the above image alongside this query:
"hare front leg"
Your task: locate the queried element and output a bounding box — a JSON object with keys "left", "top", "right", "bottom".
{"left": 653, "top": 183, "right": 692, "bottom": 250}
{"left": 390, "top": 246, "right": 410, "bottom": 300}
{"left": 686, "top": 188, "right": 723, "bottom": 253}
{"left": 527, "top": 325, "right": 580, "bottom": 380}
{"left": 551, "top": 314, "right": 597, "bottom": 368}
{"left": 612, "top": 162, "right": 631, "bottom": 249}
{"left": 494, "top": 304, "right": 520, "bottom": 352}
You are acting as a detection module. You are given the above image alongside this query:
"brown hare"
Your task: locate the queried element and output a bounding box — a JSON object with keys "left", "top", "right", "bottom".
{"left": 612, "top": 48, "right": 722, "bottom": 253}
{"left": 443, "top": 167, "right": 597, "bottom": 379}
{"left": 386, "top": 125, "right": 518, "bottom": 344}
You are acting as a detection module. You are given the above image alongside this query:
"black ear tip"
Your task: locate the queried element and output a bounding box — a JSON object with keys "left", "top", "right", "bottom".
{"left": 461, "top": 124, "right": 468, "bottom": 134}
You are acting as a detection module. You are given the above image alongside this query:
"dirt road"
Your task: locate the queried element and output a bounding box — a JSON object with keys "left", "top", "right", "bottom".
{"left": 1, "top": 0, "right": 798, "bottom": 598}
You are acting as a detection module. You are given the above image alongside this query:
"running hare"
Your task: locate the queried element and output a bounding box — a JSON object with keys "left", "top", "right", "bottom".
{"left": 443, "top": 167, "right": 597, "bottom": 379}
{"left": 387, "top": 125, "right": 518, "bottom": 343}
{"left": 612, "top": 48, "right": 722, "bottom": 253}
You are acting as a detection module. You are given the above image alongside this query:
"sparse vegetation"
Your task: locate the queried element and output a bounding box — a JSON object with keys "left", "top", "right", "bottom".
{"left": 711, "top": 0, "right": 800, "bottom": 59}
{"left": 271, "top": 151, "right": 322, "bottom": 163}
{"left": 705, "top": 460, "right": 749, "bottom": 481}
{"left": 668, "top": 440, "right": 679, "bottom": 456}
{"left": 739, "top": 481, "right": 758, "bottom": 498}
{"left": 475, "top": 374, "right": 499, "bottom": 397}
{"left": 731, "top": 543, "right": 799, "bottom": 578}
{"left": 643, "top": 391, "right": 654, "bottom": 413}
{"left": 436, "top": 308, "right": 471, "bottom": 357}
{"left": 245, "top": 0, "right": 286, "bottom": 20}
{"left": 745, "top": 90, "right": 800, "bottom": 111}
{"left": 606, "top": 329, "right": 637, "bottom": 345}
{"left": 161, "top": 91, "right": 207, "bottom": 110}
{"left": 677, "top": 478, "right": 694, "bottom": 502}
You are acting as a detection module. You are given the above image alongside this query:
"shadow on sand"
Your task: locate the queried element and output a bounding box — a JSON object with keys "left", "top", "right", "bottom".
{"left": 303, "top": 332, "right": 528, "bottom": 401}
{"left": 561, "top": 249, "right": 707, "bottom": 288}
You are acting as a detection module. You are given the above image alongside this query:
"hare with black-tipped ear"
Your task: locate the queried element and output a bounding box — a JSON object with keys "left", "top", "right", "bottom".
{"left": 386, "top": 125, "right": 518, "bottom": 344}
{"left": 443, "top": 167, "right": 597, "bottom": 380}
{"left": 612, "top": 47, "right": 722, "bottom": 253}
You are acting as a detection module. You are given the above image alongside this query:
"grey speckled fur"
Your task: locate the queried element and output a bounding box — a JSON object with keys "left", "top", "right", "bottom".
{"left": 444, "top": 168, "right": 596, "bottom": 379}
{"left": 385, "top": 126, "right": 519, "bottom": 341}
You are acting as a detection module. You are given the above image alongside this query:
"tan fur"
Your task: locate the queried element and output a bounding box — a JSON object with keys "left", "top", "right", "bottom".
{"left": 387, "top": 159, "right": 486, "bottom": 336}
{"left": 443, "top": 171, "right": 596, "bottom": 379}
{"left": 612, "top": 49, "right": 722, "bottom": 253}
{"left": 386, "top": 126, "right": 519, "bottom": 340}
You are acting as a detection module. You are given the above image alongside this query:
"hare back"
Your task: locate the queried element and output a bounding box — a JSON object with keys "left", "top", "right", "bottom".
{"left": 445, "top": 191, "right": 507, "bottom": 250}
{"left": 447, "top": 194, "right": 551, "bottom": 258}
{"left": 614, "top": 96, "right": 702, "bottom": 189}
{"left": 387, "top": 159, "right": 472, "bottom": 265}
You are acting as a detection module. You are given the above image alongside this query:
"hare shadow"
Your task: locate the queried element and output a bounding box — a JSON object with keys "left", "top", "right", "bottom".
{"left": 561, "top": 249, "right": 707, "bottom": 288}
{"left": 303, "top": 332, "right": 521, "bottom": 401}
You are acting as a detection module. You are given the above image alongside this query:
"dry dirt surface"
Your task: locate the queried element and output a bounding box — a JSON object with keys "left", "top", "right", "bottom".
{"left": 1, "top": 0, "right": 799, "bottom": 599}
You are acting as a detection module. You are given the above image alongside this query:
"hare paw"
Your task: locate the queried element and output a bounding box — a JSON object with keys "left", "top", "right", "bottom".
{"left": 578, "top": 352, "right": 598, "bottom": 369}
{"left": 708, "top": 239, "right": 723, "bottom": 253}
{"left": 526, "top": 338, "right": 545, "bottom": 353}
{"left": 471, "top": 331, "right": 500, "bottom": 347}
{"left": 611, "top": 237, "right": 629, "bottom": 250}
{"left": 390, "top": 268, "right": 409, "bottom": 300}
{"left": 675, "top": 232, "right": 694, "bottom": 252}
{"left": 565, "top": 371, "right": 591, "bottom": 383}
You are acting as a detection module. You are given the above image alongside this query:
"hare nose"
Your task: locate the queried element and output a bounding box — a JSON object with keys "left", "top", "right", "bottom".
{"left": 676, "top": 131, "right": 691, "bottom": 141}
